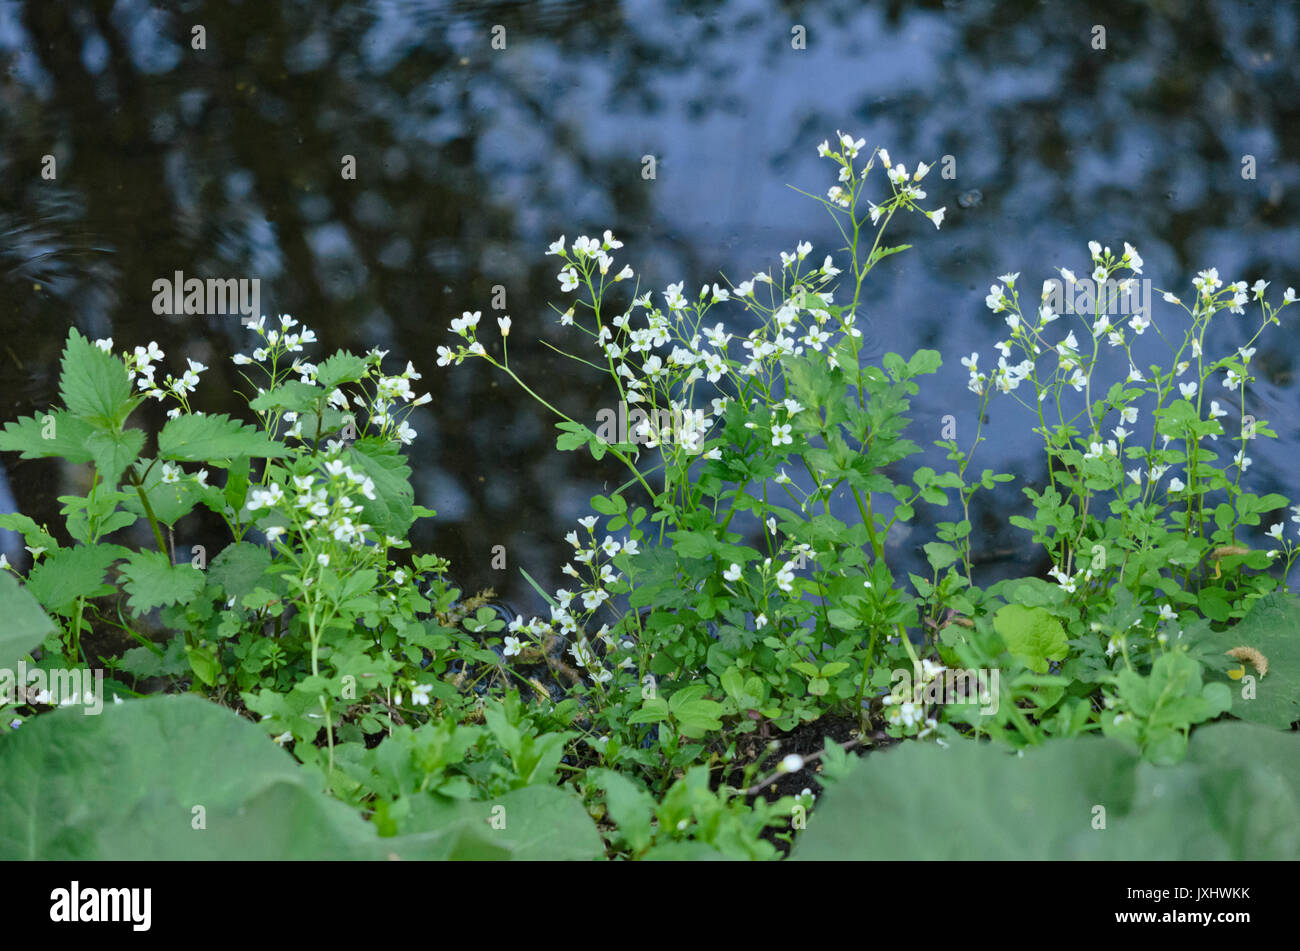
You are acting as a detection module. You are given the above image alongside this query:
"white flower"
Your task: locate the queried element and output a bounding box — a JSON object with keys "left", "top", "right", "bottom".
{"left": 1179, "top": 381, "right": 1197, "bottom": 400}
{"left": 497, "top": 315, "right": 512, "bottom": 336}
{"left": 781, "top": 754, "right": 804, "bottom": 773}
{"left": 410, "top": 683, "right": 432, "bottom": 706}
{"left": 925, "top": 207, "right": 945, "bottom": 229}
{"left": 771, "top": 423, "right": 792, "bottom": 446}
{"left": 449, "top": 311, "right": 481, "bottom": 336}
{"left": 1267, "top": 523, "right": 1284, "bottom": 541}
{"left": 724, "top": 563, "right": 743, "bottom": 582}
{"left": 317, "top": 553, "right": 330, "bottom": 567}
{"left": 1158, "top": 604, "right": 1176, "bottom": 622}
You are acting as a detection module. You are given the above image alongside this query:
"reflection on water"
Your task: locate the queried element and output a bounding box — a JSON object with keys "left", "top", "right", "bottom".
{"left": 1, "top": 0, "right": 1297, "bottom": 609}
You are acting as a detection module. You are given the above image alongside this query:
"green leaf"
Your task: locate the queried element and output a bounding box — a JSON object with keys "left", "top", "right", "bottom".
{"left": 792, "top": 721, "right": 1300, "bottom": 860}
{"left": 555, "top": 421, "right": 595, "bottom": 452}
{"left": 0, "top": 410, "right": 95, "bottom": 464}
{"left": 248, "top": 381, "right": 323, "bottom": 414}
{"left": 400, "top": 785, "right": 604, "bottom": 860}
{"left": 993, "top": 604, "right": 1068, "bottom": 673}
{"left": 1185, "top": 593, "right": 1300, "bottom": 730}
{"left": 207, "top": 542, "right": 273, "bottom": 601}
{"left": 85, "top": 428, "right": 144, "bottom": 489}
{"left": 59, "top": 329, "right": 134, "bottom": 429}
{"left": 0, "top": 514, "right": 58, "bottom": 555}
{"left": 185, "top": 643, "right": 221, "bottom": 686}
{"left": 0, "top": 695, "right": 509, "bottom": 859}
{"left": 26, "top": 544, "right": 129, "bottom": 614}
{"left": 120, "top": 550, "right": 205, "bottom": 615}
{"left": 589, "top": 768, "right": 656, "bottom": 853}
{"left": 923, "top": 542, "right": 959, "bottom": 572}
{"left": 906, "top": 349, "right": 942, "bottom": 377}
{"left": 346, "top": 440, "right": 415, "bottom": 537}
{"left": 0, "top": 573, "right": 57, "bottom": 668}
{"left": 313, "top": 352, "right": 368, "bottom": 390}
{"left": 158, "top": 413, "right": 288, "bottom": 463}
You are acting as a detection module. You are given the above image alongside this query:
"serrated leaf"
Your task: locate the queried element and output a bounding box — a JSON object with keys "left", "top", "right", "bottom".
{"left": 25, "top": 544, "right": 129, "bottom": 614}
{"left": 120, "top": 550, "right": 205, "bottom": 615}
{"left": 86, "top": 428, "right": 144, "bottom": 489}
{"left": 207, "top": 542, "right": 272, "bottom": 601}
{"left": 0, "top": 410, "right": 95, "bottom": 464}
{"left": 59, "top": 329, "right": 134, "bottom": 429}
{"left": 313, "top": 352, "right": 368, "bottom": 390}
{"left": 158, "top": 413, "right": 288, "bottom": 463}
{"left": 248, "top": 381, "right": 323, "bottom": 414}
{"left": 346, "top": 440, "right": 414, "bottom": 537}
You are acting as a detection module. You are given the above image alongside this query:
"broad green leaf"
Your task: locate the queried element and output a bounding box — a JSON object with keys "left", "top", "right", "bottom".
{"left": 400, "top": 785, "right": 604, "bottom": 860}
{"left": 121, "top": 461, "right": 208, "bottom": 526}
{"left": 923, "top": 542, "right": 959, "bottom": 571}
{"left": 85, "top": 428, "right": 144, "bottom": 489}
{"left": 346, "top": 440, "right": 415, "bottom": 537}
{"left": 59, "top": 329, "right": 134, "bottom": 429}
{"left": 120, "top": 550, "right": 205, "bottom": 615}
{"left": 595, "top": 768, "right": 666, "bottom": 852}
{"left": 1185, "top": 593, "right": 1300, "bottom": 729}
{"left": 792, "top": 721, "right": 1300, "bottom": 860}
{"left": 25, "top": 544, "right": 129, "bottom": 614}
{"left": 0, "top": 410, "right": 95, "bottom": 464}
{"left": 0, "top": 573, "right": 56, "bottom": 668}
{"left": 158, "top": 413, "right": 288, "bottom": 463}
{"left": 993, "top": 604, "right": 1068, "bottom": 673}
{"left": 207, "top": 542, "right": 272, "bottom": 601}
{"left": 0, "top": 695, "right": 508, "bottom": 859}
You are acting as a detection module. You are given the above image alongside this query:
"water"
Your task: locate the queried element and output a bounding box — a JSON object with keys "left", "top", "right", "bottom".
{"left": 1, "top": 0, "right": 1297, "bottom": 609}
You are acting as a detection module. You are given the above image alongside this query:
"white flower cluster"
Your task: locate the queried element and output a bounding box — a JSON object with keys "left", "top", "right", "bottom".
{"left": 504, "top": 516, "right": 644, "bottom": 686}
{"left": 246, "top": 451, "right": 376, "bottom": 553}
{"left": 236, "top": 315, "right": 430, "bottom": 446}
{"left": 816, "top": 133, "right": 945, "bottom": 229}
{"left": 95, "top": 337, "right": 210, "bottom": 420}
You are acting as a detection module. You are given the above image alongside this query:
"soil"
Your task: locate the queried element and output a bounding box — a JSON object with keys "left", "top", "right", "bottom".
{"left": 719, "top": 708, "right": 900, "bottom": 857}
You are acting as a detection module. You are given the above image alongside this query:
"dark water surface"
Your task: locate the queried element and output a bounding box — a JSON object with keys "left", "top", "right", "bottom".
{"left": 1, "top": 0, "right": 1298, "bottom": 610}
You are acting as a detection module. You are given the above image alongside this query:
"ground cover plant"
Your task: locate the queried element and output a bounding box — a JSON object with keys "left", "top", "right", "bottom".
{"left": 2, "top": 135, "right": 1298, "bottom": 860}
